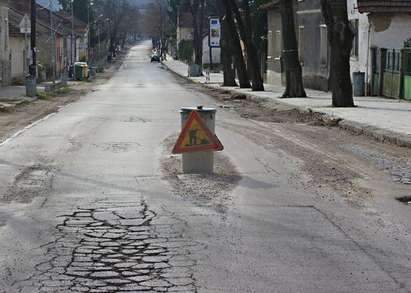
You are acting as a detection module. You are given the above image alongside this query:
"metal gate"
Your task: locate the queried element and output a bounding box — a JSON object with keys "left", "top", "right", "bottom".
{"left": 403, "top": 49, "right": 411, "bottom": 101}
{"left": 383, "top": 49, "right": 402, "bottom": 98}
{"left": 370, "top": 47, "right": 381, "bottom": 96}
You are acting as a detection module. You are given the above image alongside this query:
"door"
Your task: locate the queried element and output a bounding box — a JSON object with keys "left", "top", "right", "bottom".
{"left": 370, "top": 47, "right": 380, "bottom": 96}
{"left": 403, "top": 49, "right": 411, "bottom": 100}
{"left": 383, "top": 49, "right": 401, "bottom": 98}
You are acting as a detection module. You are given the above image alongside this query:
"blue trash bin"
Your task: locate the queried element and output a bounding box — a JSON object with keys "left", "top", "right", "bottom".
{"left": 353, "top": 71, "right": 365, "bottom": 96}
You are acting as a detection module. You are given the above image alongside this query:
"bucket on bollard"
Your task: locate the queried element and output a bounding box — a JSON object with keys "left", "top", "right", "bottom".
{"left": 25, "top": 75, "right": 37, "bottom": 97}
{"left": 172, "top": 106, "right": 223, "bottom": 174}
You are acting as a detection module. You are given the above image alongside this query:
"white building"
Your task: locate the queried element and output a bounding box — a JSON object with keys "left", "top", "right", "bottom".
{"left": 176, "top": 11, "right": 193, "bottom": 47}
{"left": 202, "top": 35, "right": 221, "bottom": 66}
{"left": 357, "top": 0, "right": 411, "bottom": 98}
{"left": 0, "top": 5, "right": 11, "bottom": 86}
{"left": 347, "top": 0, "right": 370, "bottom": 74}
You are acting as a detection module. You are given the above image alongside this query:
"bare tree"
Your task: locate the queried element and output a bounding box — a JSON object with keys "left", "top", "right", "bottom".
{"left": 217, "top": 0, "right": 237, "bottom": 86}
{"left": 190, "top": 0, "right": 205, "bottom": 68}
{"left": 229, "top": 0, "right": 264, "bottom": 91}
{"left": 221, "top": 0, "right": 251, "bottom": 88}
{"left": 279, "top": 0, "right": 306, "bottom": 97}
{"left": 320, "top": 0, "right": 355, "bottom": 107}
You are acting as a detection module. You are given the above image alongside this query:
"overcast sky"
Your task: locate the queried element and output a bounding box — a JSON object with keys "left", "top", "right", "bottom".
{"left": 36, "top": 0, "right": 61, "bottom": 10}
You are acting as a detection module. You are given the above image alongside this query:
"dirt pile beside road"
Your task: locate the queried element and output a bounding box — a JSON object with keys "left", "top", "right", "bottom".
{"left": 161, "top": 136, "right": 241, "bottom": 213}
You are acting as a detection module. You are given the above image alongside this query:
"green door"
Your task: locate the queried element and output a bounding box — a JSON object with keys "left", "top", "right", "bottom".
{"left": 403, "top": 49, "right": 411, "bottom": 100}
{"left": 383, "top": 50, "right": 401, "bottom": 98}
{"left": 370, "top": 48, "right": 380, "bottom": 96}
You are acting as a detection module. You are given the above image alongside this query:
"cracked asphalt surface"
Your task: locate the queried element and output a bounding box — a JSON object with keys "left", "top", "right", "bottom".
{"left": 17, "top": 200, "right": 198, "bottom": 292}
{"left": 1, "top": 42, "right": 411, "bottom": 292}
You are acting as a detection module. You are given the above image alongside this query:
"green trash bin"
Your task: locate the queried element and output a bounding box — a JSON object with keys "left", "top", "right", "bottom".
{"left": 74, "top": 62, "right": 87, "bottom": 81}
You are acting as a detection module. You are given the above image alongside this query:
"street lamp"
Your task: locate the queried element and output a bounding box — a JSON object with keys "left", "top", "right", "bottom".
{"left": 71, "top": 0, "right": 74, "bottom": 67}
{"left": 90, "top": 14, "right": 104, "bottom": 67}
{"left": 87, "top": 0, "right": 94, "bottom": 64}
{"left": 49, "top": 0, "right": 56, "bottom": 84}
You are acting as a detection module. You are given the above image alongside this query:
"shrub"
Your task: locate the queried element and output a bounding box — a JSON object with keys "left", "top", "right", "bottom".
{"left": 177, "top": 40, "right": 193, "bottom": 64}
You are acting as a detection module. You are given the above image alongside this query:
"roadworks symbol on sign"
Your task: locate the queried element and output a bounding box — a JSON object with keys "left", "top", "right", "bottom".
{"left": 172, "top": 111, "right": 224, "bottom": 154}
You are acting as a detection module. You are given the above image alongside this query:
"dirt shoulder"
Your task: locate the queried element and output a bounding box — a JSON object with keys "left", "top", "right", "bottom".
{"left": 174, "top": 73, "right": 411, "bottom": 206}
{"left": 0, "top": 60, "right": 122, "bottom": 144}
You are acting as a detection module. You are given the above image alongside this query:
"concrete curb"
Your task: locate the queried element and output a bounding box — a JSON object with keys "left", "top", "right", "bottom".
{"left": 162, "top": 61, "right": 411, "bottom": 149}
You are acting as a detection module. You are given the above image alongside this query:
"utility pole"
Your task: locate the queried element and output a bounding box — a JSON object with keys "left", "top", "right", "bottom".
{"left": 97, "top": 20, "right": 102, "bottom": 64}
{"left": 87, "top": 0, "right": 90, "bottom": 63}
{"left": 87, "top": 1, "right": 94, "bottom": 64}
{"left": 29, "top": 0, "right": 36, "bottom": 78}
{"left": 50, "top": 0, "right": 56, "bottom": 84}
{"left": 71, "top": 0, "right": 75, "bottom": 66}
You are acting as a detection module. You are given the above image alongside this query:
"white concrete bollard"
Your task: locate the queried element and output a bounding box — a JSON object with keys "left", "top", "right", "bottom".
{"left": 179, "top": 106, "right": 217, "bottom": 174}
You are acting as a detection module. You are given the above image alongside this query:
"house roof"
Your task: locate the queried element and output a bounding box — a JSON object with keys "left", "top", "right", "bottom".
{"left": 7, "top": 0, "right": 87, "bottom": 37}
{"left": 358, "top": 0, "right": 411, "bottom": 13}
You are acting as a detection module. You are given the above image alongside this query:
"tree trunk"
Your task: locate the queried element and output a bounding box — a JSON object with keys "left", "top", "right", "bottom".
{"left": 197, "top": 0, "right": 205, "bottom": 65}
{"left": 217, "top": 0, "right": 237, "bottom": 87}
{"left": 229, "top": 0, "right": 264, "bottom": 91}
{"left": 221, "top": 0, "right": 251, "bottom": 88}
{"left": 191, "top": 0, "right": 204, "bottom": 67}
{"left": 279, "top": 0, "right": 306, "bottom": 98}
{"left": 320, "top": 0, "right": 355, "bottom": 107}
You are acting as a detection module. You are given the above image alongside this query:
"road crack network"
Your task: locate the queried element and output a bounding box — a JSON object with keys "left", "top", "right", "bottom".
{"left": 15, "top": 200, "right": 199, "bottom": 292}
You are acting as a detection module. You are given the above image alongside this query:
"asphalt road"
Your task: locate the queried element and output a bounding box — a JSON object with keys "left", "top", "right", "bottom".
{"left": 0, "top": 42, "right": 411, "bottom": 293}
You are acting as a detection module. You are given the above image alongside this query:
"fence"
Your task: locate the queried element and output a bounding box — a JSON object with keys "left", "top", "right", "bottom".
{"left": 371, "top": 47, "right": 411, "bottom": 100}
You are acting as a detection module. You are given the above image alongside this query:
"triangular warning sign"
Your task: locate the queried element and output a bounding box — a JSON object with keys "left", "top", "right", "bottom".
{"left": 172, "top": 111, "right": 224, "bottom": 154}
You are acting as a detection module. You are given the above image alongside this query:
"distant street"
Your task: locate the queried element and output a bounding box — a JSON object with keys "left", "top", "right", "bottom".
{"left": 0, "top": 42, "right": 411, "bottom": 293}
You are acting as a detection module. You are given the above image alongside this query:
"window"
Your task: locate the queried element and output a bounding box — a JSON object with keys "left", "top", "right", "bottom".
{"left": 267, "top": 30, "right": 273, "bottom": 59}
{"left": 385, "top": 50, "right": 394, "bottom": 71}
{"left": 320, "top": 24, "right": 328, "bottom": 66}
{"left": 394, "top": 50, "right": 400, "bottom": 72}
{"left": 351, "top": 19, "right": 359, "bottom": 59}
{"left": 298, "top": 26, "right": 304, "bottom": 64}
{"left": 275, "top": 30, "right": 282, "bottom": 59}
{"left": 385, "top": 50, "right": 400, "bottom": 72}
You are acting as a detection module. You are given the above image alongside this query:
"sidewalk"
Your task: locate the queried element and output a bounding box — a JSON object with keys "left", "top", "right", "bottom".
{"left": 0, "top": 86, "right": 41, "bottom": 111}
{"left": 163, "top": 57, "right": 411, "bottom": 147}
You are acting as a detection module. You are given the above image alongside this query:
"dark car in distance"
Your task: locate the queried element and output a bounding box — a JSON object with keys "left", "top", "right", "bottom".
{"left": 151, "top": 52, "right": 160, "bottom": 62}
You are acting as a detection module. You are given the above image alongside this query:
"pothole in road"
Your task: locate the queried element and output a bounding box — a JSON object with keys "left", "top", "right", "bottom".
{"left": 122, "top": 116, "right": 151, "bottom": 123}
{"left": 93, "top": 142, "right": 141, "bottom": 153}
{"left": 161, "top": 136, "right": 241, "bottom": 213}
{"left": 2, "top": 165, "right": 54, "bottom": 203}
{"left": 15, "top": 200, "right": 199, "bottom": 292}
{"left": 396, "top": 196, "right": 411, "bottom": 205}
{"left": 342, "top": 144, "right": 411, "bottom": 186}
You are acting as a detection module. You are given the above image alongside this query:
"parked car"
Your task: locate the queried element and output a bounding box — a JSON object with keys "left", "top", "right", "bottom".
{"left": 151, "top": 53, "right": 160, "bottom": 62}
